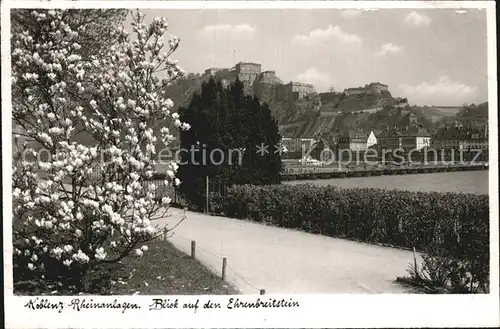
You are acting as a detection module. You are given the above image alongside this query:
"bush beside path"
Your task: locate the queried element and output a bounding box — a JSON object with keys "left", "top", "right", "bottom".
{"left": 214, "top": 184, "right": 489, "bottom": 293}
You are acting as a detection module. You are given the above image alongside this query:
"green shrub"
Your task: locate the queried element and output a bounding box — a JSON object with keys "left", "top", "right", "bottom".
{"left": 215, "top": 183, "right": 489, "bottom": 293}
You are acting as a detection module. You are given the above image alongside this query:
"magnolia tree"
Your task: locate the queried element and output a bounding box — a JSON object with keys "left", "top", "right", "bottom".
{"left": 12, "top": 9, "right": 190, "bottom": 289}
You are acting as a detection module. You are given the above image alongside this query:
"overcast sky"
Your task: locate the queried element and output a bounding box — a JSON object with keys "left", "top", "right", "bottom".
{"left": 126, "top": 8, "right": 488, "bottom": 106}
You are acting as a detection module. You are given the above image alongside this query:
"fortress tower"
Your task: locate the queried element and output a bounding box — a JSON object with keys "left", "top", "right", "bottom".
{"left": 235, "top": 62, "right": 262, "bottom": 85}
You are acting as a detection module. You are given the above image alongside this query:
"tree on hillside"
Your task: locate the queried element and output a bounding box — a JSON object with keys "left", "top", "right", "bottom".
{"left": 12, "top": 10, "right": 188, "bottom": 293}
{"left": 455, "top": 102, "right": 488, "bottom": 128}
{"left": 396, "top": 97, "right": 408, "bottom": 106}
{"left": 177, "top": 77, "right": 282, "bottom": 208}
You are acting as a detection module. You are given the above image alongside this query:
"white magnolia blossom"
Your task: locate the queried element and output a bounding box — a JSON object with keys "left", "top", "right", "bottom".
{"left": 95, "top": 247, "right": 107, "bottom": 260}
{"left": 12, "top": 10, "right": 189, "bottom": 273}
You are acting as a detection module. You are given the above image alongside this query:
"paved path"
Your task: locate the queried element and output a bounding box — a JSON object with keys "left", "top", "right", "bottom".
{"left": 157, "top": 208, "right": 417, "bottom": 294}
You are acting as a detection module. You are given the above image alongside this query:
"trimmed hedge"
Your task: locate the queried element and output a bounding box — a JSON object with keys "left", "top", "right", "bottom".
{"left": 213, "top": 184, "right": 489, "bottom": 292}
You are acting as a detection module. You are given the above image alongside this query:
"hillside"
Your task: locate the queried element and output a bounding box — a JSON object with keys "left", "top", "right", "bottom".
{"left": 273, "top": 90, "right": 399, "bottom": 137}
{"left": 414, "top": 102, "right": 489, "bottom": 131}
{"left": 455, "top": 102, "right": 489, "bottom": 126}
{"left": 164, "top": 76, "right": 203, "bottom": 108}
{"left": 279, "top": 106, "right": 435, "bottom": 138}
{"left": 411, "top": 106, "right": 462, "bottom": 123}
{"left": 161, "top": 73, "right": 488, "bottom": 139}
{"left": 162, "top": 74, "right": 399, "bottom": 137}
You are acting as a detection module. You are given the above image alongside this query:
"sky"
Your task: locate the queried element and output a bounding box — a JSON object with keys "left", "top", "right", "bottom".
{"left": 125, "top": 8, "right": 488, "bottom": 106}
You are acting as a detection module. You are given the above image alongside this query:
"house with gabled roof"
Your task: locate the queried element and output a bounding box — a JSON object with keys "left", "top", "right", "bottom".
{"left": 432, "top": 125, "right": 488, "bottom": 150}
{"left": 337, "top": 129, "right": 377, "bottom": 151}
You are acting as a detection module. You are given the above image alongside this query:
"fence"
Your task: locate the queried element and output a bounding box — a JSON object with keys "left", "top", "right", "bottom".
{"left": 143, "top": 175, "right": 229, "bottom": 213}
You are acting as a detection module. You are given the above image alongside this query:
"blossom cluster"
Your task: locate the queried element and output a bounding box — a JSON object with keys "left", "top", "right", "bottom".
{"left": 12, "top": 10, "right": 189, "bottom": 274}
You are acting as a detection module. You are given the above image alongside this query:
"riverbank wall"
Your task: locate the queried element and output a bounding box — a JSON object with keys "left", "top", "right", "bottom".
{"left": 281, "top": 163, "right": 488, "bottom": 181}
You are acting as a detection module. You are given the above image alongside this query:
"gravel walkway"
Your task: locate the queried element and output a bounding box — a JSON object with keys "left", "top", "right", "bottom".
{"left": 157, "top": 208, "right": 416, "bottom": 294}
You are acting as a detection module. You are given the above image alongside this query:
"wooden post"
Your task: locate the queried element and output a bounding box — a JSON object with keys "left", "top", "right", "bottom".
{"left": 413, "top": 247, "right": 418, "bottom": 276}
{"left": 221, "top": 257, "right": 227, "bottom": 281}
{"left": 260, "top": 289, "right": 266, "bottom": 295}
{"left": 205, "top": 176, "right": 209, "bottom": 214}
{"left": 191, "top": 240, "right": 196, "bottom": 259}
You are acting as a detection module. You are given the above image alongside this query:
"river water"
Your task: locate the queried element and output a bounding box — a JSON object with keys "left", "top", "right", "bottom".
{"left": 284, "top": 170, "right": 489, "bottom": 195}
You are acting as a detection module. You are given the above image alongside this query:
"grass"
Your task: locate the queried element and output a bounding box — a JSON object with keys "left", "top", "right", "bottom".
{"left": 108, "top": 239, "right": 239, "bottom": 295}
{"left": 395, "top": 276, "right": 449, "bottom": 294}
{"left": 14, "top": 239, "right": 239, "bottom": 296}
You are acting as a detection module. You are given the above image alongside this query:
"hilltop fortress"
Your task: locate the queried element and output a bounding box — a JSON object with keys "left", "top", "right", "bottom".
{"left": 202, "top": 62, "right": 316, "bottom": 101}
{"left": 199, "top": 61, "right": 391, "bottom": 105}
{"left": 344, "top": 82, "right": 389, "bottom": 96}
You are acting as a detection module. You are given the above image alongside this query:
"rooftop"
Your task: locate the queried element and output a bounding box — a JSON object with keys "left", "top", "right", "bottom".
{"left": 345, "top": 87, "right": 369, "bottom": 91}
{"left": 256, "top": 70, "right": 282, "bottom": 84}
{"left": 288, "top": 81, "right": 314, "bottom": 87}
{"left": 407, "top": 126, "right": 431, "bottom": 137}
{"left": 377, "top": 130, "right": 403, "bottom": 138}
{"left": 338, "top": 129, "right": 371, "bottom": 139}
{"left": 369, "top": 82, "right": 388, "bottom": 87}
{"left": 434, "top": 126, "right": 487, "bottom": 140}
{"left": 377, "top": 125, "right": 431, "bottom": 138}
{"left": 236, "top": 61, "right": 261, "bottom": 66}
